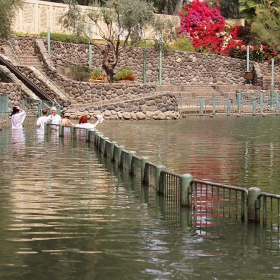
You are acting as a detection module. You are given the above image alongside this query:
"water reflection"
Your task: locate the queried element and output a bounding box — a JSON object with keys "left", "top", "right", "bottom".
{"left": 100, "top": 117, "right": 280, "bottom": 193}
{"left": 1, "top": 126, "right": 280, "bottom": 279}
{"left": 11, "top": 129, "right": 26, "bottom": 154}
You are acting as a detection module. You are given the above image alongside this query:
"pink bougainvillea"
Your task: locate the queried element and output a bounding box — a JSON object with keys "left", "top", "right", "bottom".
{"left": 178, "top": 0, "right": 276, "bottom": 61}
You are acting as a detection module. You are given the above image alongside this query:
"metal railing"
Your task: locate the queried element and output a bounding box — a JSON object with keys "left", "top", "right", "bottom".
{"left": 178, "top": 93, "right": 280, "bottom": 116}
{"left": 46, "top": 124, "right": 280, "bottom": 228}
{"left": 256, "top": 193, "right": 280, "bottom": 227}
{"left": 0, "top": 66, "right": 36, "bottom": 99}
{"left": 0, "top": 55, "right": 56, "bottom": 103}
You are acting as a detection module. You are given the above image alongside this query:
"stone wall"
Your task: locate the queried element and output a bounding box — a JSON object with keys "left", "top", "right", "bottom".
{"left": 0, "top": 83, "right": 28, "bottom": 109}
{"left": 33, "top": 39, "right": 181, "bottom": 120}
{"left": 0, "top": 64, "right": 39, "bottom": 110}
{"left": 48, "top": 39, "right": 255, "bottom": 86}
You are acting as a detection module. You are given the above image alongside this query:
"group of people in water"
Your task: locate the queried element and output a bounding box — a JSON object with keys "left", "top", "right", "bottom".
{"left": 10, "top": 106, "right": 104, "bottom": 132}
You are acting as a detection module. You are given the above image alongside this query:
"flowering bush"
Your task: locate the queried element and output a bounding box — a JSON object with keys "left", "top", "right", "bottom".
{"left": 178, "top": 0, "right": 277, "bottom": 62}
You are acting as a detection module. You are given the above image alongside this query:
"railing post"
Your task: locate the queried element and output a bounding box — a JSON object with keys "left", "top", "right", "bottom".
{"left": 59, "top": 124, "right": 64, "bottom": 137}
{"left": 117, "top": 145, "right": 125, "bottom": 165}
{"left": 237, "top": 93, "right": 241, "bottom": 114}
{"left": 179, "top": 93, "right": 182, "bottom": 108}
{"left": 110, "top": 141, "right": 117, "bottom": 160}
{"left": 260, "top": 93, "right": 264, "bottom": 114}
{"left": 70, "top": 126, "right": 76, "bottom": 139}
{"left": 129, "top": 151, "right": 136, "bottom": 173}
{"left": 247, "top": 187, "right": 261, "bottom": 222}
{"left": 141, "top": 157, "right": 149, "bottom": 183}
{"left": 101, "top": 137, "right": 109, "bottom": 154}
{"left": 156, "top": 165, "right": 165, "bottom": 193}
{"left": 227, "top": 100, "right": 231, "bottom": 116}
{"left": 199, "top": 99, "right": 204, "bottom": 116}
{"left": 212, "top": 94, "right": 216, "bottom": 114}
{"left": 86, "top": 129, "right": 90, "bottom": 142}
{"left": 276, "top": 93, "right": 279, "bottom": 115}
{"left": 181, "top": 174, "right": 193, "bottom": 207}
{"left": 143, "top": 49, "right": 146, "bottom": 84}
{"left": 252, "top": 101, "right": 256, "bottom": 116}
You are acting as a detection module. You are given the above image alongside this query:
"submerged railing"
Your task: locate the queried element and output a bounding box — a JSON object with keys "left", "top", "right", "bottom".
{"left": 46, "top": 123, "right": 280, "bottom": 228}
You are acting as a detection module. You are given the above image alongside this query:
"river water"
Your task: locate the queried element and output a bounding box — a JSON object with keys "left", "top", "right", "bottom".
{"left": 0, "top": 117, "right": 280, "bottom": 279}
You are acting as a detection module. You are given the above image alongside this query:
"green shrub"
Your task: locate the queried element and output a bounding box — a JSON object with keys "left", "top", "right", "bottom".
{"left": 66, "top": 64, "right": 90, "bottom": 81}
{"left": 115, "top": 67, "right": 135, "bottom": 81}
{"left": 170, "top": 37, "right": 195, "bottom": 52}
{"left": 39, "top": 32, "right": 89, "bottom": 44}
{"left": 90, "top": 68, "right": 106, "bottom": 80}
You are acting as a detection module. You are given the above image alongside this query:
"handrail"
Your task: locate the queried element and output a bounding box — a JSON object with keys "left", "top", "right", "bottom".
{"left": 8, "top": 40, "right": 23, "bottom": 65}
{"left": 33, "top": 66, "right": 72, "bottom": 100}
{"left": 0, "top": 66, "right": 36, "bottom": 100}
{"left": 0, "top": 55, "right": 55, "bottom": 103}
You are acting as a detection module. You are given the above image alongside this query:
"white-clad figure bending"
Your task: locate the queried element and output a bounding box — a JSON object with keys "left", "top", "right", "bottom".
{"left": 48, "top": 107, "right": 61, "bottom": 124}
{"left": 11, "top": 106, "right": 26, "bottom": 129}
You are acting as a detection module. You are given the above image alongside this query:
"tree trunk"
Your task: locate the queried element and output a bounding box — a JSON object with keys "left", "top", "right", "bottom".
{"left": 101, "top": 43, "right": 118, "bottom": 84}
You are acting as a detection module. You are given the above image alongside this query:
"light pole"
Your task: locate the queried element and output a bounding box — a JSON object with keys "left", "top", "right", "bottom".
{"left": 270, "top": 57, "right": 275, "bottom": 109}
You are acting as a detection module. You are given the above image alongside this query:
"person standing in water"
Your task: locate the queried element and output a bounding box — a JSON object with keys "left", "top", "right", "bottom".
{"left": 36, "top": 108, "right": 49, "bottom": 133}
{"left": 11, "top": 106, "right": 26, "bottom": 129}
{"left": 48, "top": 107, "right": 61, "bottom": 124}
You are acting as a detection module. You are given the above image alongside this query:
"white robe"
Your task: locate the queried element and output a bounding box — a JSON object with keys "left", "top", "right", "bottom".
{"left": 11, "top": 111, "right": 26, "bottom": 129}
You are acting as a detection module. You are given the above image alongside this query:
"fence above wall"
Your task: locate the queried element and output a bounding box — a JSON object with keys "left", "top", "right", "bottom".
{"left": 13, "top": 0, "right": 244, "bottom": 37}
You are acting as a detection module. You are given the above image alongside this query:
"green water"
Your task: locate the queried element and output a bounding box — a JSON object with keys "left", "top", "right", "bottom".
{"left": 0, "top": 117, "right": 280, "bottom": 279}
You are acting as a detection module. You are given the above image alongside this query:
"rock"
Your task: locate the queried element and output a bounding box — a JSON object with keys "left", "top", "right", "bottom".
{"left": 136, "top": 112, "right": 146, "bottom": 120}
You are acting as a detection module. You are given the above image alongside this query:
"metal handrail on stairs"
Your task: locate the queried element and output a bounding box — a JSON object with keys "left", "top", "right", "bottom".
{"left": 8, "top": 40, "right": 23, "bottom": 65}
{"left": 0, "top": 66, "right": 36, "bottom": 100}
{"left": 0, "top": 55, "right": 56, "bottom": 104}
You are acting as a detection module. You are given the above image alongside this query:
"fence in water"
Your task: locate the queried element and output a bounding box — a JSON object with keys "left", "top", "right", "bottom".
{"left": 178, "top": 92, "right": 280, "bottom": 116}
{"left": 46, "top": 123, "right": 280, "bottom": 229}
{"left": 0, "top": 101, "right": 60, "bottom": 128}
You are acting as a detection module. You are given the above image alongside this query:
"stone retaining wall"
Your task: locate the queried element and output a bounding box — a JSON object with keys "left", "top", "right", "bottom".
{"left": 48, "top": 39, "right": 256, "bottom": 85}
{"left": 34, "top": 39, "right": 180, "bottom": 120}
{"left": 0, "top": 83, "right": 28, "bottom": 109}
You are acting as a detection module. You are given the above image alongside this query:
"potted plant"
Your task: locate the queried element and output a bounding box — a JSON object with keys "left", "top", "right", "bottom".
{"left": 115, "top": 67, "right": 136, "bottom": 83}
{"left": 89, "top": 68, "right": 106, "bottom": 83}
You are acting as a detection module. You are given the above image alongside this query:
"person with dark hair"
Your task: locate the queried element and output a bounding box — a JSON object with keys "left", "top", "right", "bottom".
{"left": 36, "top": 108, "right": 49, "bottom": 133}
{"left": 11, "top": 106, "right": 26, "bottom": 129}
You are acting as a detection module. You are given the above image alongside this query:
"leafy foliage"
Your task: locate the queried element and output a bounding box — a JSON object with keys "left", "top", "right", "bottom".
{"left": 178, "top": 0, "right": 277, "bottom": 61}
{"left": 0, "top": 0, "right": 23, "bottom": 39}
{"left": 170, "top": 37, "right": 195, "bottom": 52}
{"left": 90, "top": 68, "right": 105, "bottom": 80}
{"left": 251, "top": 0, "right": 280, "bottom": 53}
{"left": 115, "top": 67, "right": 135, "bottom": 81}
{"left": 39, "top": 32, "right": 89, "bottom": 44}
{"left": 60, "top": 0, "right": 155, "bottom": 83}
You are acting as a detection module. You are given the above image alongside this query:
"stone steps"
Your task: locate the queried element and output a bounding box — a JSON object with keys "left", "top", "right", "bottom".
{"left": 17, "top": 55, "right": 43, "bottom": 70}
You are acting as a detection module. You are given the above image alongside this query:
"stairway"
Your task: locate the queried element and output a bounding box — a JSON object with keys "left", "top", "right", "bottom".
{"left": 17, "top": 54, "right": 44, "bottom": 70}
{"left": 262, "top": 76, "right": 280, "bottom": 91}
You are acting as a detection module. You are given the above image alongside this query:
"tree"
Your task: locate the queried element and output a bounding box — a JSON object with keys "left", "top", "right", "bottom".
{"left": 251, "top": 0, "right": 280, "bottom": 53}
{"left": 0, "top": 0, "right": 23, "bottom": 39}
{"left": 60, "top": 0, "right": 172, "bottom": 83}
{"left": 218, "top": 0, "right": 241, "bottom": 19}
